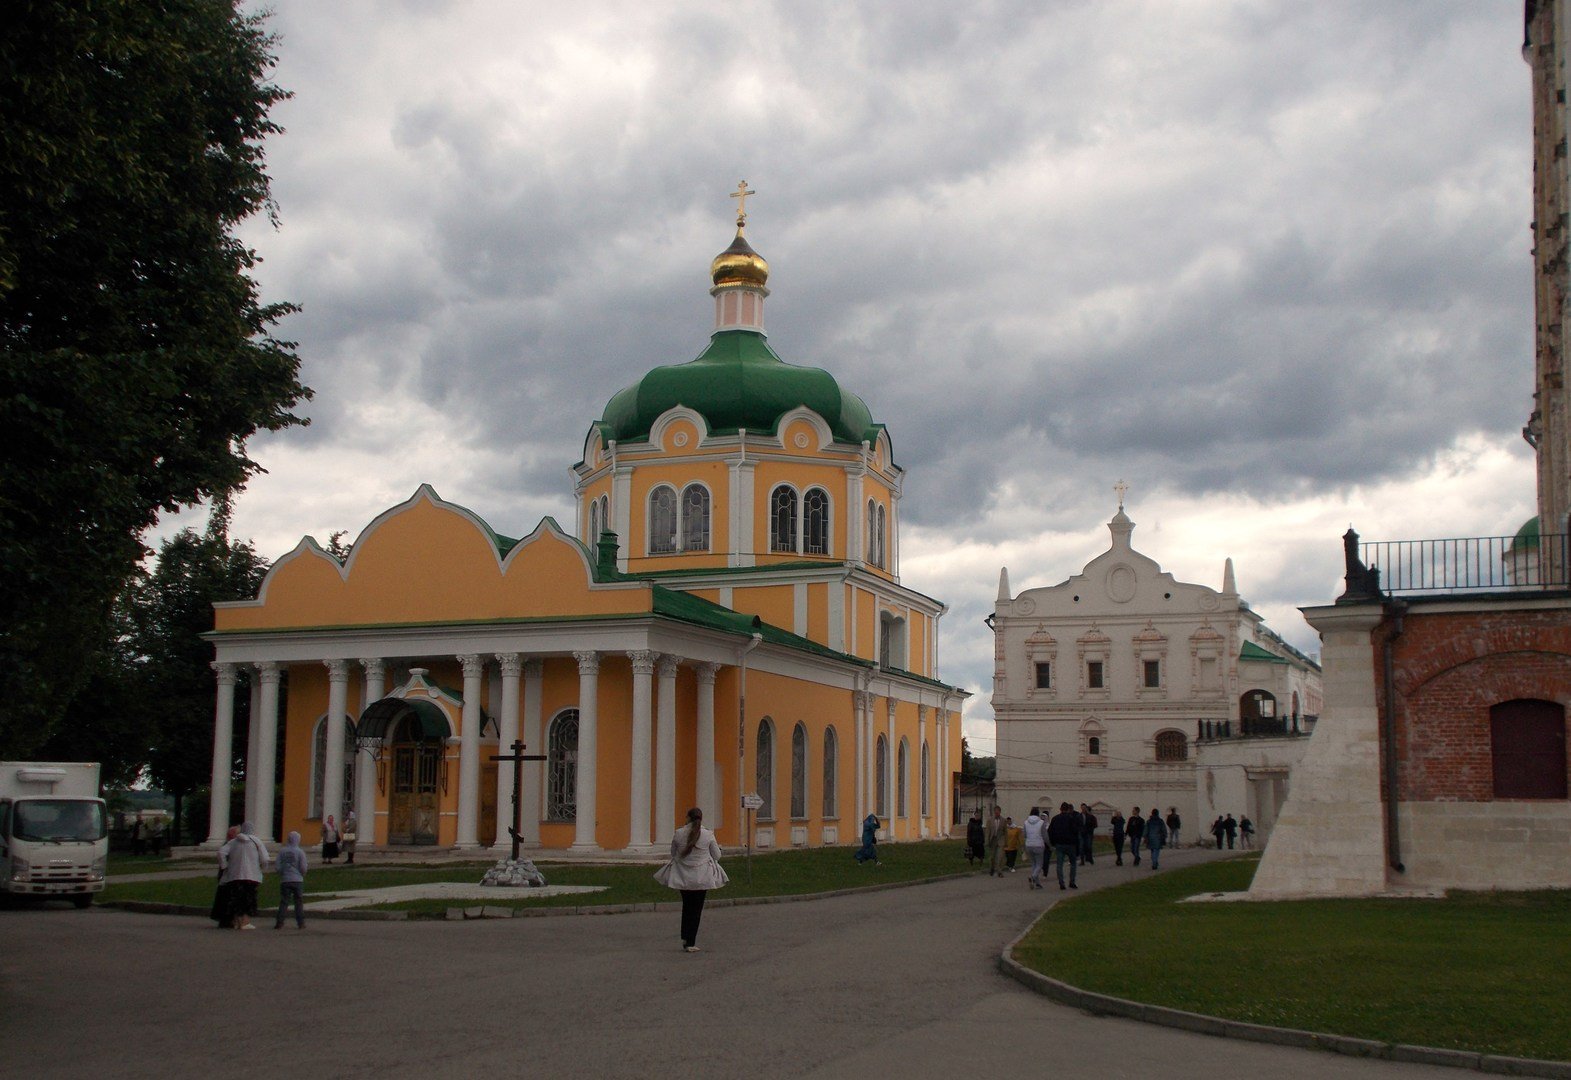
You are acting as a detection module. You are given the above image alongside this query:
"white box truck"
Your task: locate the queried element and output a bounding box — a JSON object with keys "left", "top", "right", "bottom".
{"left": 0, "top": 762, "right": 109, "bottom": 907}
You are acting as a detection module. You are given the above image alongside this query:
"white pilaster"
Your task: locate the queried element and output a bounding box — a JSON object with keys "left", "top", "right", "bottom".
{"left": 731, "top": 459, "right": 757, "bottom": 566}
{"left": 886, "top": 697, "right": 897, "bottom": 825}
{"left": 204, "top": 663, "right": 238, "bottom": 846}
{"left": 356, "top": 659, "right": 385, "bottom": 847}
{"left": 572, "top": 651, "right": 600, "bottom": 850}
{"left": 493, "top": 653, "right": 523, "bottom": 851}
{"left": 656, "top": 655, "right": 680, "bottom": 839}
{"left": 244, "top": 675, "right": 262, "bottom": 826}
{"left": 455, "top": 654, "right": 485, "bottom": 849}
{"left": 322, "top": 660, "right": 350, "bottom": 830}
{"left": 695, "top": 662, "right": 720, "bottom": 817}
{"left": 626, "top": 650, "right": 657, "bottom": 852}
{"left": 613, "top": 467, "right": 634, "bottom": 572}
{"left": 253, "top": 662, "right": 281, "bottom": 841}
{"left": 853, "top": 690, "right": 870, "bottom": 819}
{"left": 522, "top": 659, "right": 544, "bottom": 845}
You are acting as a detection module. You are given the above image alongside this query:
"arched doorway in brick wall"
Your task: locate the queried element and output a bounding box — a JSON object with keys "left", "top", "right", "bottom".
{"left": 1490, "top": 699, "right": 1567, "bottom": 799}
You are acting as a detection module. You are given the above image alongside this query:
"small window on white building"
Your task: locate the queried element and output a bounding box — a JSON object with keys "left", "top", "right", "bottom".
{"left": 1034, "top": 662, "right": 1052, "bottom": 689}
{"left": 1144, "top": 659, "right": 1161, "bottom": 689}
{"left": 1087, "top": 661, "right": 1105, "bottom": 689}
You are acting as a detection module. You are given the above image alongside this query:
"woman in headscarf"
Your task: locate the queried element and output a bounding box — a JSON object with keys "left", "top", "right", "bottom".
{"left": 854, "top": 811, "right": 881, "bottom": 864}
{"left": 653, "top": 807, "right": 727, "bottom": 953}
{"left": 219, "top": 822, "right": 269, "bottom": 931}
{"left": 274, "top": 831, "right": 308, "bottom": 930}
{"left": 210, "top": 825, "right": 240, "bottom": 928}
{"left": 340, "top": 809, "right": 358, "bottom": 865}
{"left": 321, "top": 814, "right": 340, "bottom": 864}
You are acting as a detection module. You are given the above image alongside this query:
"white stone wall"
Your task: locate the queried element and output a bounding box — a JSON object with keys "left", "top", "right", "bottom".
{"left": 1397, "top": 801, "right": 1571, "bottom": 891}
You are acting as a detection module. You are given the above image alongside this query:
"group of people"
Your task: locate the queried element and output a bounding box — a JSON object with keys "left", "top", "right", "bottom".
{"left": 209, "top": 814, "right": 358, "bottom": 931}
{"left": 126, "top": 815, "right": 166, "bottom": 856}
{"left": 1106, "top": 807, "right": 1174, "bottom": 869}
{"left": 1208, "top": 813, "right": 1254, "bottom": 849}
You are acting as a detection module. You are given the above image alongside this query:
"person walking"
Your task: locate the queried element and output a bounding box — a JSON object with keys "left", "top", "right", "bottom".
{"left": 321, "top": 814, "right": 341, "bottom": 864}
{"left": 1145, "top": 807, "right": 1168, "bottom": 871}
{"left": 1211, "top": 816, "right": 1227, "bottom": 850}
{"left": 210, "top": 825, "right": 240, "bottom": 928}
{"left": 1239, "top": 815, "right": 1255, "bottom": 849}
{"left": 274, "top": 831, "right": 308, "bottom": 930}
{"left": 654, "top": 807, "right": 728, "bottom": 953}
{"left": 965, "top": 810, "right": 986, "bottom": 869}
{"left": 1003, "top": 817, "right": 1023, "bottom": 872}
{"left": 1022, "top": 807, "right": 1047, "bottom": 890}
{"left": 854, "top": 812, "right": 881, "bottom": 864}
{"left": 218, "top": 822, "right": 269, "bottom": 931}
{"left": 1078, "top": 803, "right": 1097, "bottom": 865}
{"left": 1166, "top": 808, "right": 1182, "bottom": 848}
{"left": 1048, "top": 802, "right": 1080, "bottom": 890}
{"left": 1223, "top": 814, "right": 1238, "bottom": 850}
{"left": 341, "top": 810, "right": 358, "bottom": 865}
{"left": 986, "top": 806, "right": 1007, "bottom": 876}
{"left": 1110, "top": 809, "right": 1126, "bottom": 866}
{"left": 1126, "top": 806, "right": 1145, "bottom": 866}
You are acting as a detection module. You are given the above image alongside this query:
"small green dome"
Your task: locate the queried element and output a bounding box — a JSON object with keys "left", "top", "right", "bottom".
{"left": 598, "top": 329, "right": 880, "bottom": 446}
{"left": 1513, "top": 515, "right": 1540, "bottom": 550}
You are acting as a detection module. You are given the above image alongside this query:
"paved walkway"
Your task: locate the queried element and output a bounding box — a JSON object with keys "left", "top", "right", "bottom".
{"left": 2, "top": 847, "right": 1457, "bottom": 1079}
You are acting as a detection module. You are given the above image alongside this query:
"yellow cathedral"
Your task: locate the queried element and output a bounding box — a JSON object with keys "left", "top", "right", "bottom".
{"left": 202, "top": 191, "right": 967, "bottom": 855}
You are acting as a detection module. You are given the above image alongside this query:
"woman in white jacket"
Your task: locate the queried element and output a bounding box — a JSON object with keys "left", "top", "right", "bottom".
{"left": 655, "top": 807, "right": 728, "bottom": 952}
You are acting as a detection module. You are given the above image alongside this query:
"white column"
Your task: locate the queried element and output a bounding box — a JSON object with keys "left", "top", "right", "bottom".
{"left": 322, "top": 660, "right": 349, "bottom": 829}
{"left": 695, "top": 663, "right": 719, "bottom": 817}
{"left": 204, "top": 663, "right": 238, "bottom": 846}
{"left": 572, "top": 651, "right": 600, "bottom": 850}
{"left": 656, "top": 655, "right": 680, "bottom": 838}
{"left": 356, "top": 659, "right": 385, "bottom": 847}
{"left": 244, "top": 676, "right": 263, "bottom": 826}
{"left": 917, "top": 704, "right": 929, "bottom": 835}
{"left": 455, "top": 654, "right": 485, "bottom": 849}
{"left": 493, "top": 653, "right": 522, "bottom": 851}
{"left": 626, "top": 650, "right": 656, "bottom": 852}
{"left": 252, "top": 662, "right": 281, "bottom": 841}
{"left": 521, "top": 659, "right": 544, "bottom": 846}
{"left": 886, "top": 698, "right": 897, "bottom": 829}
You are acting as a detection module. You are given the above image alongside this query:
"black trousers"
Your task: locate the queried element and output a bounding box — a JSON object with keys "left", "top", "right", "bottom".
{"left": 680, "top": 889, "right": 708, "bottom": 946}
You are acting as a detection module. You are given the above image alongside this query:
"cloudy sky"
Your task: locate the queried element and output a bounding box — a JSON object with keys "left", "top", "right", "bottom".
{"left": 188, "top": 1, "right": 1539, "bottom": 752}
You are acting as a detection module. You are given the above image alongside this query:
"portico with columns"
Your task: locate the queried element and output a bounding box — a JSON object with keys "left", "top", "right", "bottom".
{"left": 203, "top": 196, "right": 965, "bottom": 854}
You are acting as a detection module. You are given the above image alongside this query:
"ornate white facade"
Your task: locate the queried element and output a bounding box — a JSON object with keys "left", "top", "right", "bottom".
{"left": 990, "top": 506, "right": 1323, "bottom": 840}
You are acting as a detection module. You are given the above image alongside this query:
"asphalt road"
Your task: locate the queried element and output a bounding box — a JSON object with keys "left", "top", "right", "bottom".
{"left": 0, "top": 848, "right": 1457, "bottom": 1079}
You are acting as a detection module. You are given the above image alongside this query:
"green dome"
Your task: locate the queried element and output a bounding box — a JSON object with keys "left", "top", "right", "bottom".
{"left": 598, "top": 329, "right": 881, "bottom": 446}
{"left": 1513, "top": 515, "right": 1540, "bottom": 550}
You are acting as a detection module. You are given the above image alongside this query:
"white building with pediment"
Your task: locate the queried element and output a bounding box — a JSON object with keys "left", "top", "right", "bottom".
{"left": 990, "top": 503, "right": 1323, "bottom": 842}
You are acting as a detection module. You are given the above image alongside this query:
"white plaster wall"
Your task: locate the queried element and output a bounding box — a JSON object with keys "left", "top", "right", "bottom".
{"left": 1397, "top": 801, "right": 1571, "bottom": 891}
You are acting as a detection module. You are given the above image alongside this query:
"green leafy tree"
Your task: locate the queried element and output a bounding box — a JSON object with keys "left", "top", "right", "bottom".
{"left": 0, "top": 0, "right": 309, "bottom": 755}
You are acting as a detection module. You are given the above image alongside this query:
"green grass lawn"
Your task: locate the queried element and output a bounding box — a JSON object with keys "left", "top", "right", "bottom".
{"left": 100, "top": 839, "right": 973, "bottom": 915}
{"left": 1012, "top": 855, "right": 1571, "bottom": 1063}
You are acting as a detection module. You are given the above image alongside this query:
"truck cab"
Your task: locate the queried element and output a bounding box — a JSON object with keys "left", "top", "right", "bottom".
{"left": 0, "top": 762, "right": 109, "bottom": 908}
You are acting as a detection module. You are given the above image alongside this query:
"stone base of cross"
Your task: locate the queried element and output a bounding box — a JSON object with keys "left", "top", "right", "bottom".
{"left": 481, "top": 856, "right": 547, "bottom": 888}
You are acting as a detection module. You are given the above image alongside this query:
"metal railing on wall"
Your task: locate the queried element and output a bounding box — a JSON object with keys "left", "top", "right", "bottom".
{"left": 1359, "top": 532, "right": 1570, "bottom": 595}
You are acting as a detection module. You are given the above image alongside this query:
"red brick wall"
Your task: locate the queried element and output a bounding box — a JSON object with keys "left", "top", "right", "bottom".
{"left": 1374, "top": 605, "right": 1571, "bottom": 801}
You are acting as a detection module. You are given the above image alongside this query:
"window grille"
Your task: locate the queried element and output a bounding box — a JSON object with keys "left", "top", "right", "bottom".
{"left": 1088, "top": 661, "right": 1104, "bottom": 689}
{"left": 680, "top": 484, "right": 710, "bottom": 551}
{"left": 1155, "top": 730, "right": 1188, "bottom": 762}
{"left": 791, "top": 724, "right": 807, "bottom": 818}
{"left": 1144, "top": 659, "right": 1161, "bottom": 688}
{"left": 897, "top": 738, "right": 909, "bottom": 817}
{"left": 804, "top": 488, "right": 830, "bottom": 554}
{"left": 822, "top": 727, "right": 839, "bottom": 818}
{"left": 547, "top": 709, "right": 579, "bottom": 820}
{"left": 876, "top": 734, "right": 889, "bottom": 816}
{"left": 648, "top": 487, "right": 678, "bottom": 554}
{"left": 756, "top": 717, "right": 775, "bottom": 817}
{"left": 770, "top": 487, "right": 798, "bottom": 553}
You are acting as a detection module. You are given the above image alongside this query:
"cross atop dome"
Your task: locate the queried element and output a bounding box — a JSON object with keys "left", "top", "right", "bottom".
{"left": 730, "top": 179, "right": 755, "bottom": 228}
{"left": 711, "top": 180, "right": 769, "bottom": 331}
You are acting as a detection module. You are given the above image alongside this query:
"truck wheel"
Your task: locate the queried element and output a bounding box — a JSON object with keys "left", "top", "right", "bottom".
{"left": 72, "top": 895, "right": 92, "bottom": 909}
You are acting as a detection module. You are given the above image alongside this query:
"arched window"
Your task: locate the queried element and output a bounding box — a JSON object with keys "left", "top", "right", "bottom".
{"left": 876, "top": 734, "right": 889, "bottom": 816}
{"left": 648, "top": 486, "right": 678, "bottom": 554}
{"left": 803, "top": 487, "right": 830, "bottom": 555}
{"left": 790, "top": 723, "right": 807, "bottom": 818}
{"left": 309, "top": 715, "right": 355, "bottom": 820}
{"left": 598, "top": 495, "right": 609, "bottom": 537}
{"left": 920, "top": 741, "right": 930, "bottom": 815}
{"left": 1154, "top": 730, "right": 1188, "bottom": 762}
{"left": 547, "top": 709, "right": 579, "bottom": 820}
{"left": 680, "top": 484, "right": 710, "bottom": 552}
{"left": 897, "top": 738, "right": 909, "bottom": 817}
{"left": 770, "top": 486, "right": 798, "bottom": 554}
{"left": 867, "top": 499, "right": 887, "bottom": 568}
{"left": 1088, "top": 736, "right": 1101, "bottom": 756}
{"left": 756, "top": 717, "right": 775, "bottom": 818}
{"left": 588, "top": 498, "right": 600, "bottom": 543}
{"left": 877, "top": 504, "right": 887, "bottom": 567}
{"left": 822, "top": 727, "right": 839, "bottom": 818}
{"left": 1491, "top": 699, "right": 1567, "bottom": 798}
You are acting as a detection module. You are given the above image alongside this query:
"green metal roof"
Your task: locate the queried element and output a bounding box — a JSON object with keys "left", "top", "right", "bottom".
{"left": 1513, "top": 515, "right": 1540, "bottom": 550}
{"left": 650, "top": 586, "right": 872, "bottom": 667}
{"left": 597, "top": 329, "right": 881, "bottom": 446}
{"left": 1239, "top": 640, "right": 1289, "bottom": 665}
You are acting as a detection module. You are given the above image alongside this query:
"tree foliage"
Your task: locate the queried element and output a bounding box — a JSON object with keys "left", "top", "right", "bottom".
{"left": 0, "top": 1, "right": 309, "bottom": 753}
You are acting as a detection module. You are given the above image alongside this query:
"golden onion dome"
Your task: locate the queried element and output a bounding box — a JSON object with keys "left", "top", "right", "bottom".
{"left": 710, "top": 229, "right": 769, "bottom": 291}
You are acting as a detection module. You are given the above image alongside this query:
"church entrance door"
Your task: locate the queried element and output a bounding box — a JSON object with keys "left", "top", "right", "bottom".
{"left": 389, "top": 742, "right": 441, "bottom": 845}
